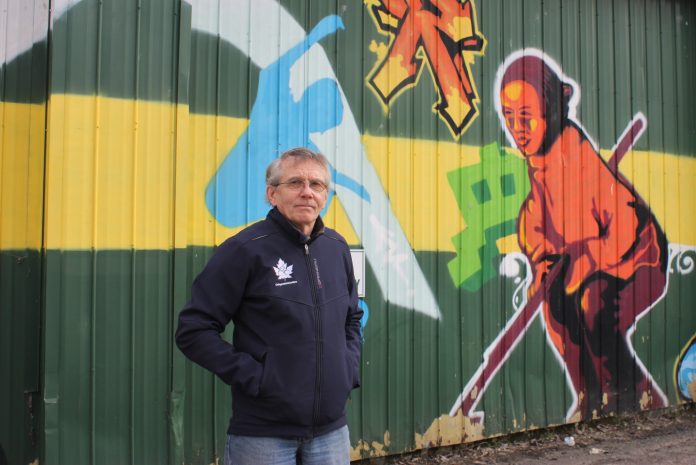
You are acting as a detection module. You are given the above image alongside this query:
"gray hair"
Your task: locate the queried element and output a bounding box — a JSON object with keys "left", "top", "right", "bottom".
{"left": 266, "top": 147, "right": 331, "bottom": 187}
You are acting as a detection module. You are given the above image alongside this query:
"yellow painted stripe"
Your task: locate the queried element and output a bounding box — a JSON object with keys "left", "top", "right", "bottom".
{"left": 44, "top": 94, "right": 181, "bottom": 250}
{"left": 3, "top": 95, "right": 695, "bottom": 251}
{"left": 0, "top": 101, "right": 45, "bottom": 250}
{"left": 41, "top": 95, "right": 358, "bottom": 250}
{"left": 363, "top": 137, "right": 696, "bottom": 252}
{"left": 175, "top": 104, "right": 360, "bottom": 248}
{"left": 615, "top": 148, "right": 696, "bottom": 249}
{"left": 362, "top": 135, "right": 483, "bottom": 253}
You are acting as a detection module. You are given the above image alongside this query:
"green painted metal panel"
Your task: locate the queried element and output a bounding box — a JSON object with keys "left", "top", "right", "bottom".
{"left": 0, "top": 40, "right": 48, "bottom": 104}
{"left": 42, "top": 250, "right": 175, "bottom": 465}
{"left": 49, "top": 0, "right": 180, "bottom": 103}
{"left": 0, "top": 251, "right": 42, "bottom": 465}
{"left": 0, "top": 0, "right": 49, "bottom": 105}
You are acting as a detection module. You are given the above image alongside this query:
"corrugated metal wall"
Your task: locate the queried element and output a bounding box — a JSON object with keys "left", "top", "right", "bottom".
{"left": 0, "top": 1, "right": 47, "bottom": 464}
{"left": 42, "top": 1, "right": 185, "bottom": 463}
{"left": 1, "top": 0, "right": 695, "bottom": 464}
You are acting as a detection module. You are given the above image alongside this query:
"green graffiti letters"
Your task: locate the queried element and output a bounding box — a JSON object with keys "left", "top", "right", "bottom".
{"left": 447, "top": 142, "right": 529, "bottom": 291}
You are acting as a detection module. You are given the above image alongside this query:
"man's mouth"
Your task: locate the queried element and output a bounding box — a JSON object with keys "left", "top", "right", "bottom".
{"left": 515, "top": 135, "right": 529, "bottom": 148}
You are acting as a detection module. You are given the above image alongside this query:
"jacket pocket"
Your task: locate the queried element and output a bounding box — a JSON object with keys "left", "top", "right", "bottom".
{"left": 347, "top": 352, "right": 361, "bottom": 389}
{"left": 317, "top": 344, "right": 353, "bottom": 424}
{"left": 256, "top": 343, "right": 316, "bottom": 425}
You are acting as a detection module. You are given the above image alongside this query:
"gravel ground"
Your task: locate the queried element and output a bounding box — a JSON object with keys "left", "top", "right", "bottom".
{"left": 359, "top": 403, "right": 696, "bottom": 465}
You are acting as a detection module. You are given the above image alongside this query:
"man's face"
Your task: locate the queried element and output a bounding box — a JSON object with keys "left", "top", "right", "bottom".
{"left": 500, "top": 80, "right": 547, "bottom": 156}
{"left": 266, "top": 158, "right": 329, "bottom": 235}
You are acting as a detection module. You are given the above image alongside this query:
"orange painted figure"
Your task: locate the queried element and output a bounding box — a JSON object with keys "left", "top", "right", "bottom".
{"left": 498, "top": 53, "right": 668, "bottom": 419}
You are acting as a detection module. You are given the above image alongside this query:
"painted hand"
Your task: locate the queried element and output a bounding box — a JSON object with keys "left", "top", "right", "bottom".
{"left": 564, "top": 253, "right": 594, "bottom": 294}
{"left": 529, "top": 259, "right": 552, "bottom": 298}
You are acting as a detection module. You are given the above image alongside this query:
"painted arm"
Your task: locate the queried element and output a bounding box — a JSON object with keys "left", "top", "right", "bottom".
{"left": 518, "top": 196, "right": 553, "bottom": 298}
{"left": 273, "top": 15, "right": 344, "bottom": 78}
{"left": 564, "top": 135, "right": 642, "bottom": 293}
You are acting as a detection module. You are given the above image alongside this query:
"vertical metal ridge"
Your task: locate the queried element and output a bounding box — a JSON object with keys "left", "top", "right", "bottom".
{"left": 170, "top": 0, "right": 191, "bottom": 461}
{"left": 90, "top": 1, "right": 105, "bottom": 464}
{"left": 129, "top": 1, "right": 143, "bottom": 463}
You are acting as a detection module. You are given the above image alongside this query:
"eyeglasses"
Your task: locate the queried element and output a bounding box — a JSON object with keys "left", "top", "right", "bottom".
{"left": 274, "top": 178, "right": 328, "bottom": 193}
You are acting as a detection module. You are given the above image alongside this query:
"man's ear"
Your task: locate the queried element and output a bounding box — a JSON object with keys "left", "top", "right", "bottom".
{"left": 562, "top": 83, "right": 574, "bottom": 100}
{"left": 266, "top": 185, "right": 276, "bottom": 206}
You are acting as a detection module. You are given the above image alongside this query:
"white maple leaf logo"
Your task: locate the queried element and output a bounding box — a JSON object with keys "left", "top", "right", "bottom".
{"left": 273, "top": 258, "right": 293, "bottom": 280}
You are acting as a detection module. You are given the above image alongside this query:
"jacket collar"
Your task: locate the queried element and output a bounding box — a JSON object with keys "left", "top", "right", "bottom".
{"left": 267, "top": 207, "right": 325, "bottom": 244}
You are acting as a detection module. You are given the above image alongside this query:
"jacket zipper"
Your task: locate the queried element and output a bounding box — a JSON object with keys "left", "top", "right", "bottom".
{"left": 305, "top": 242, "right": 322, "bottom": 436}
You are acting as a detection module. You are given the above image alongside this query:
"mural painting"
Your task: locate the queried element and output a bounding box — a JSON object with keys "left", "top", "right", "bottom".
{"left": 452, "top": 50, "right": 671, "bottom": 425}
{"left": 195, "top": 0, "right": 696, "bottom": 447}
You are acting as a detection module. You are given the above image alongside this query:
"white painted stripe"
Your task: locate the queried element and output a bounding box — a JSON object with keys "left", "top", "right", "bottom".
{"left": 1, "top": 0, "right": 50, "bottom": 66}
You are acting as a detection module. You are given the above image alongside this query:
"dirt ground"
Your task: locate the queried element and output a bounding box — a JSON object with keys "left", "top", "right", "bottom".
{"left": 363, "top": 403, "right": 696, "bottom": 465}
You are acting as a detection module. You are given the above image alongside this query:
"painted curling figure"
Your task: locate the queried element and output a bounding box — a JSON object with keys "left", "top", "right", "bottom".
{"left": 496, "top": 50, "right": 669, "bottom": 419}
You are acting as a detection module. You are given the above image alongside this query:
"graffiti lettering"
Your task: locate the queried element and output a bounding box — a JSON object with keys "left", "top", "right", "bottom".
{"left": 447, "top": 142, "right": 528, "bottom": 291}
{"left": 366, "top": 0, "right": 485, "bottom": 139}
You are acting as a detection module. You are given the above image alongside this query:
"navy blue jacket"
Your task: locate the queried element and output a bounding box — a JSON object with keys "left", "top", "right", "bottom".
{"left": 176, "top": 208, "right": 362, "bottom": 438}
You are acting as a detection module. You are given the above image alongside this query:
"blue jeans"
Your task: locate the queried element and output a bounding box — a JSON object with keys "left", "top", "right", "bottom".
{"left": 224, "top": 425, "right": 350, "bottom": 465}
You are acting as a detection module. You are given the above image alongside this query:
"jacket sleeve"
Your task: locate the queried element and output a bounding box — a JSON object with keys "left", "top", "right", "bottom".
{"left": 344, "top": 249, "right": 363, "bottom": 389}
{"left": 175, "top": 238, "right": 263, "bottom": 396}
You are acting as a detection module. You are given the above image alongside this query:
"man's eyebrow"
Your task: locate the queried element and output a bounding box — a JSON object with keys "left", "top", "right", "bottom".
{"left": 284, "top": 176, "right": 326, "bottom": 184}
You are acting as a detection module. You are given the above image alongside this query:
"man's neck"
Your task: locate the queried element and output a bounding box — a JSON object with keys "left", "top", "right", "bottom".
{"left": 291, "top": 222, "right": 315, "bottom": 237}
{"left": 268, "top": 208, "right": 324, "bottom": 242}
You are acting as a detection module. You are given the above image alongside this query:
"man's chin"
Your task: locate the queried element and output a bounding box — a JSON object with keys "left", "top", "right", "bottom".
{"left": 292, "top": 211, "right": 318, "bottom": 223}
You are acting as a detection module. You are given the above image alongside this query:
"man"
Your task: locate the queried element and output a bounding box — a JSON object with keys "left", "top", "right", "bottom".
{"left": 176, "top": 148, "right": 363, "bottom": 465}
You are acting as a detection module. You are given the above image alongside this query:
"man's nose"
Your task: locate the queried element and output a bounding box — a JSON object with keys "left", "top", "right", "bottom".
{"left": 299, "top": 182, "right": 314, "bottom": 196}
